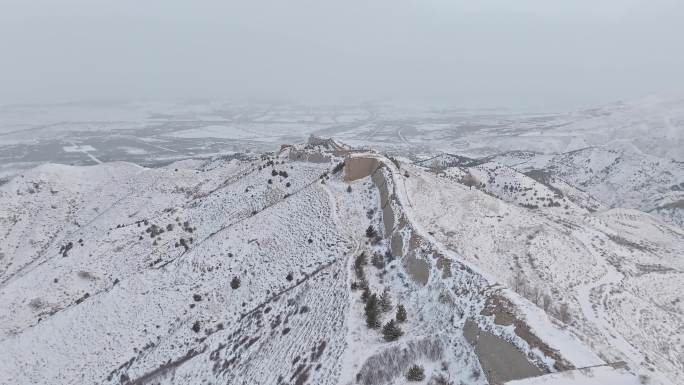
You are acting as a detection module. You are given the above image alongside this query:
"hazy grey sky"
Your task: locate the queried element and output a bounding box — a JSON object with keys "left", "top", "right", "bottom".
{"left": 1, "top": 0, "right": 683, "bottom": 109}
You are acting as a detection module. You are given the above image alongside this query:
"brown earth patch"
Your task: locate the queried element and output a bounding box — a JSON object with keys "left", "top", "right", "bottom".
{"left": 403, "top": 251, "right": 430, "bottom": 286}
{"left": 481, "top": 292, "right": 574, "bottom": 371}
{"left": 344, "top": 156, "right": 379, "bottom": 181}
{"left": 463, "top": 319, "right": 543, "bottom": 384}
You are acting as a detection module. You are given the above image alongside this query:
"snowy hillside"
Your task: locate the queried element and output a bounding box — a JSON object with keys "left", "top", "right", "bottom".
{"left": 489, "top": 142, "right": 684, "bottom": 227}
{"left": 400, "top": 160, "right": 683, "bottom": 385}
{"left": 1, "top": 137, "right": 681, "bottom": 385}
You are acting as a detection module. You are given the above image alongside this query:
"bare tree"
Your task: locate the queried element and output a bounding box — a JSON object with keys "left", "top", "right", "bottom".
{"left": 462, "top": 172, "right": 480, "bottom": 190}
{"left": 530, "top": 286, "right": 542, "bottom": 306}
{"left": 542, "top": 293, "right": 552, "bottom": 312}
{"left": 511, "top": 269, "right": 527, "bottom": 295}
{"left": 559, "top": 302, "right": 571, "bottom": 324}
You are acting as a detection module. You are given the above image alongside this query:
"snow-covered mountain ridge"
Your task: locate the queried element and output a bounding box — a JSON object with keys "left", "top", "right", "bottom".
{"left": 0, "top": 138, "right": 680, "bottom": 385}
{"left": 417, "top": 140, "right": 684, "bottom": 228}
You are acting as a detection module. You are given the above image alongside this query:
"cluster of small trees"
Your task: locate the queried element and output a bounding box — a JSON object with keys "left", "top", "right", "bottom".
{"left": 145, "top": 223, "right": 164, "bottom": 238}
{"left": 59, "top": 241, "right": 74, "bottom": 257}
{"left": 175, "top": 237, "right": 193, "bottom": 251}
{"left": 544, "top": 199, "right": 562, "bottom": 208}
{"left": 364, "top": 249, "right": 394, "bottom": 271}
{"left": 266, "top": 168, "right": 290, "bottom": 185}
{"left": 362, "top": 286, "right": 408, "bottom": 341}
{"left": 355, "top": 222, "right": 408, "bottom": 342}
{"left": 271, "top": 169, "right": 289, "bottom": 178}
{"left": 181, "top": 220, "right": 196, "bottom": 233}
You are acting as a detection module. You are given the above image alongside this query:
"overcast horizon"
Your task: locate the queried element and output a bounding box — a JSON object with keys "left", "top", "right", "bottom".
{"left": 1, "top": 0, "right": 683, "bottom": 110}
